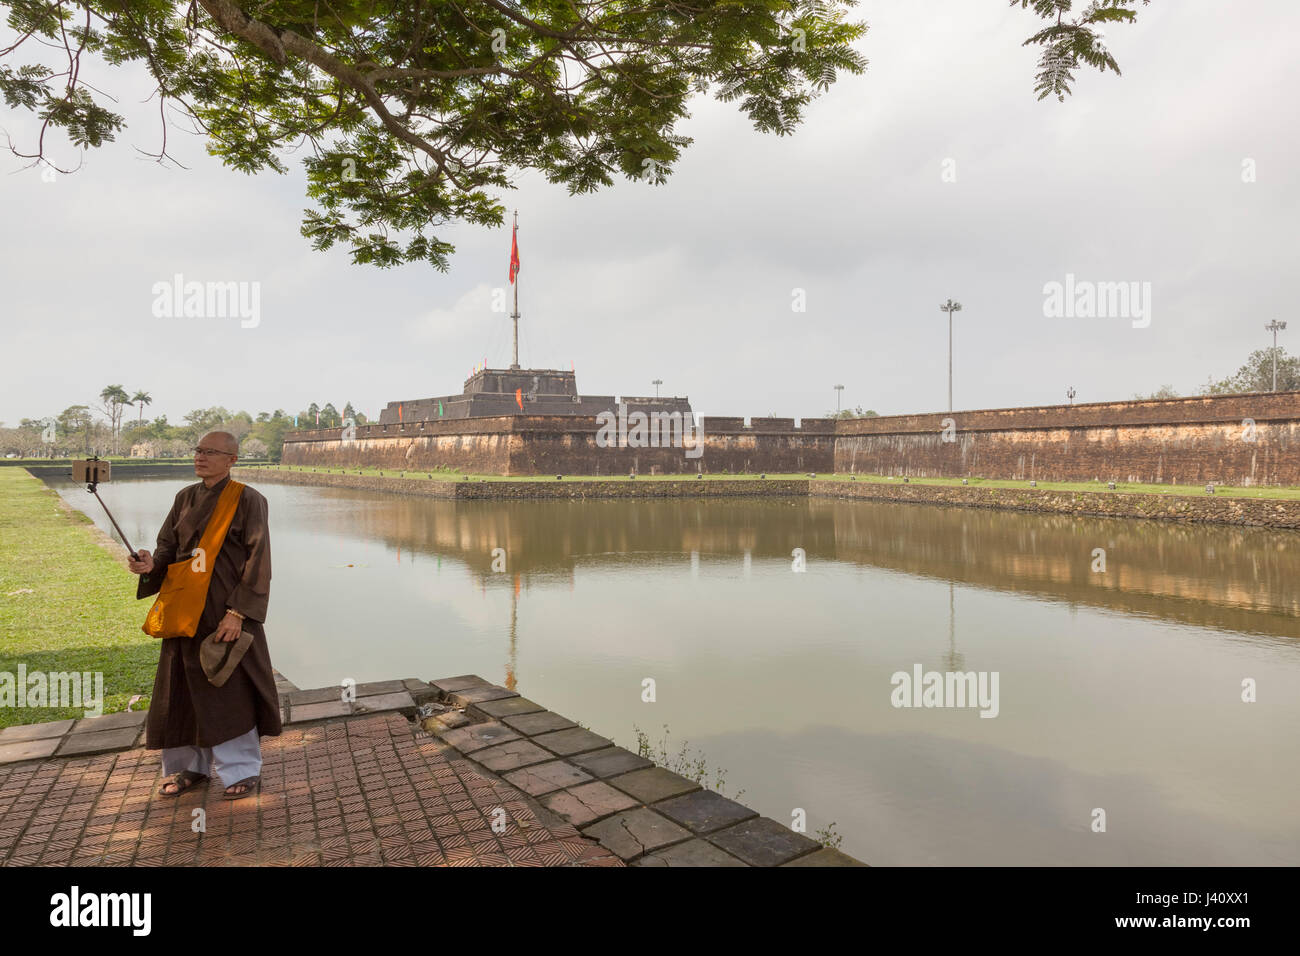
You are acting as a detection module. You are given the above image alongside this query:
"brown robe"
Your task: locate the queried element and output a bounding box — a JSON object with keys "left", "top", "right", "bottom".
{"left": 137, "top": 474, "right": 283, "bottom": 749}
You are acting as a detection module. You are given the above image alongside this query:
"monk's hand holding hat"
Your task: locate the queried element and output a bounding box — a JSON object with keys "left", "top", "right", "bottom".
{"left": 214, "top": 609, "right": 244, "bottom": 643}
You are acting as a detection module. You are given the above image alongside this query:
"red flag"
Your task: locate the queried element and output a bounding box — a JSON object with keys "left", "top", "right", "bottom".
{"left": 509, "top": 219, "right": 520, "bottom": 284}
{"left": 515, "top": 388, "right": 523, "bottom": 411}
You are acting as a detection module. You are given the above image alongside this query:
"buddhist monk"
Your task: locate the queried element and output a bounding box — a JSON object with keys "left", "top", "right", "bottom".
{"left": 126, "top": 431, "right": 282, "bottom": 800}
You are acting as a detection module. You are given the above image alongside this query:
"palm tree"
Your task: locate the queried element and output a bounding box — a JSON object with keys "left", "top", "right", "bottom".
{"left": 132, "top": 390, "right": 152, "bottom": 422}
{"left": 99, "top": 384, "right": 130, "bottom": 455}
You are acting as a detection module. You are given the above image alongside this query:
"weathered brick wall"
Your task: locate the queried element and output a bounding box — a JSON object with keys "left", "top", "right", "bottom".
{"left": 234, "top": 468, "right": 808, "bottom": 499}
{"left": 833, "top": 392, "right": 1300, "bottom": 485}
{"left": 281, "top": 415, "right": 835, "bottom": 475}
{"left": 809, "top": 479, "right": 1300, "bottom": 528}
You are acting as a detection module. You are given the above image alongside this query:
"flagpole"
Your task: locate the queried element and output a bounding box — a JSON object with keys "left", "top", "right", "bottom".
{"left": 510, "top": 209, "right": 521, "bottom": 370}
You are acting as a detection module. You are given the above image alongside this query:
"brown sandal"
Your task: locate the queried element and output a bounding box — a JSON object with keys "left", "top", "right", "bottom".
{"left": 221, "top": 776, "right": 260, "bottom": 801}
{"left": 159, "top": 770, "right": 208, "bottom": 798}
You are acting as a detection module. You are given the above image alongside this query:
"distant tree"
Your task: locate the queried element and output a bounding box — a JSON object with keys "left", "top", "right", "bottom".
{"left": 183, "top": 407, "right": 233, "bottom": 439}
{"left": 58, "top": 404, "right": 94, "bottom": 453}
{"left": 1133, "top": 385, "right": 1179, "bottom": 400}
{"left": 131, "top": 390, "right": 152, "bottom": 422}
{"left": 828, "top": 406, "right": 879, "bottom": 419}
{"left": 1201, "top": 348, "right": 1300, "bottom": 395}
{"left": 250, "top": 410, "right": 295, "bottom": 462}
{"left": 98, "top": 384, "right": 130, "bottom": 453}
{"left": 240, "top": 437, "right": 269, "bottom": 459}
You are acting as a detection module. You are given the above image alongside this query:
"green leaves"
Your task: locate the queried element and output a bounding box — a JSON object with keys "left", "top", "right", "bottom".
{"left": 0, "top": 1, "right": 1148, "bottom": 267}
{"left": 1013, "top": 0, "right": 1149, "bottom": 102}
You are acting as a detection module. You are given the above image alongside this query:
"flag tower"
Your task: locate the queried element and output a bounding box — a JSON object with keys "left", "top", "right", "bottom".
{"left": 509, "top": 210, "right": 521, "bottom": 370}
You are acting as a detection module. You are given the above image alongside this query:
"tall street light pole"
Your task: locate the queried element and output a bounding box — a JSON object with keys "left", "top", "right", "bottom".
{"left": 1265, "top": 320, "right": 1287, "bottom": 392}
{"left": 939, "top": 299, "right": 962, "bottom": 412}
{"left": 652, "top": 378, "right": 663, "bottom": 398}
{"left": 834, "top": 384, "right": 844, "bottom": 415}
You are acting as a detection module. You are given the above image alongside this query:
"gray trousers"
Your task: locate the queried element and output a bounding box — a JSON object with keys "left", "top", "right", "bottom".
{"left": 161, "top": 726, "right": 261, "bottom": 786}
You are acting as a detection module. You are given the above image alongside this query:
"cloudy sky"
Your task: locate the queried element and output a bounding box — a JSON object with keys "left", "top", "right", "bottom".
{"left": 2, "top": 1, "right": 1297, "bottom": 428}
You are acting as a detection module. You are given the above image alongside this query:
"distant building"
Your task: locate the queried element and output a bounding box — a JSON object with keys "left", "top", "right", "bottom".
{"left": 377, "top": 368, "right": 692, "bottom": 424}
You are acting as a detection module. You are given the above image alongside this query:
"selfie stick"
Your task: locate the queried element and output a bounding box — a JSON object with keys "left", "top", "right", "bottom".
{"left": 79, "top": 456, "right": 140, "bottom": 561}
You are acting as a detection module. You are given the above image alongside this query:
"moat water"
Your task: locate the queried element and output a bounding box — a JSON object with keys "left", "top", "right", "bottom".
{"left": 55, "top": 475, "right": 1300, "bottom": 866}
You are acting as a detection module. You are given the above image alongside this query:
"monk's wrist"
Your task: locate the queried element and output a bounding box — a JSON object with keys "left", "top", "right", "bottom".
{"left": 225, "top": 608, "right": 245, "bottom": 620}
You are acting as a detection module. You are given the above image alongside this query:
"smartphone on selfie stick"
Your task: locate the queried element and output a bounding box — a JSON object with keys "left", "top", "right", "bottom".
{"left": 71, "top": 457, "right": 140, "bottom": 561}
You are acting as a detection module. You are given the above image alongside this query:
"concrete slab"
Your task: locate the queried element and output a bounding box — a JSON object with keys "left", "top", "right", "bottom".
{"left": 501, "top": 711, "right": 577, "bottom": 736}
{"left": 569, "top": 747, "right": 653, "bottom": 779}
{"left": 0, "top": 719, "right": 75, "bottom": 742}
{"left": 290, "top": 699, "right": 352, "bottom": 723}
{"left": 781, "top": 847, "right": 868, "bottom": 867}
{"left": 437, "top": 721, "right": 519, "bottom": 754}
{"left": 502, "top": 760, "right": 593, "bottom": 797}
{"left": 471, "top": 696, "right": 545, "bottom": 719}
{"left": 288, "top": 687, "right": 344, "bottom": 706}
{"left": 352, "top": 691, "right": 415, "bottom": 714}
{"left": 429, "top": 675, "right": 491, "bottom": 693}
{"left": 708, "top": 817, "right": 821, "bottom": 867}
{"left": 471, "top": 739, "right": 555, "bottom": 773}
{"left": 352, "top": 680, "right": 407, "bottom": 697}
{"left": 0, "top": 736, "right": 61, "bottom": 764}
{"left": 446, "top": 686, "right": 518, "bottom": 706}
{"left": 56, "top": 726, "right": 140, "bottom": 757}
{"left": 654, "top": 789, "right": 757, "bottom": 835}
{"left": 531, "top": 727, "right": 613, "bottom": 757}
{"left": 634, "top": 838, "right": 750, "bottom": 867}
{"left": 539, "top": 781, "right": 638, "bottom": 828}
{"left": 403, "top": 679, "right": 436, "bottom": 701}
{"left": 70, "top": 711, "right": 146, "bottom": 734}
{"left": 608, "top": 767, "right": 701, "bottom": 804}
{"left": 581, "top": 808, "right": 691, "bottom": 861}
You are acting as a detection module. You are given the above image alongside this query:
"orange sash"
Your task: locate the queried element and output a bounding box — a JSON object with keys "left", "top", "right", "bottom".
{"left": 143, "top": 480, "right": 245, "bottom": 639}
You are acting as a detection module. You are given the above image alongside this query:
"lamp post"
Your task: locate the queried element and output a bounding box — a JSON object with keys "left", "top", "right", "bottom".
{"left": 1067, "top": 386, "right": 1076, "bottom": 405}
{"left": 1266, "top": 320, "right": 1287, "bottom": 392}
{"left": 834, "top": 384, "right": 844, "bottom": 415}
{"left": 652, "top": 378, "right": 663, "bottom": 398}
{"left": 939, "top": 299, "right": 962, "bottom": 412}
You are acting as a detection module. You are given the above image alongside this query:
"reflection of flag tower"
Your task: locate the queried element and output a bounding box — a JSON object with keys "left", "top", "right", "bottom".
{"left": 943, "top": 581, "right": 964, "bottom": 672}
{"left": 505, "top": 573, "right": 520, "bottom": 691}
{"left": 508, "top": 210, "right": 521, "bottom": 370}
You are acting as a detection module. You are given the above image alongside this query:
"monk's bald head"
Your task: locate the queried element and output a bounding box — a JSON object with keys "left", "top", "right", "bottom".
{"left": 200, "top": 431, "right": 239, "bottom": 455}
{"left": 194, "top": 431, "right": 239, "bottom": 486}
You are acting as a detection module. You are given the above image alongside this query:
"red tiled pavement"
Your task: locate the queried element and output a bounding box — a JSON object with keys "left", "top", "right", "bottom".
{"left": 0, "top": 713, "right": 623, "bottom": 867}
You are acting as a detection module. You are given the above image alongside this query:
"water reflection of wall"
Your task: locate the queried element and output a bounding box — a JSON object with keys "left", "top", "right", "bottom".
{"left": 299, "top": 488, "right": 1299, "bottom": 640}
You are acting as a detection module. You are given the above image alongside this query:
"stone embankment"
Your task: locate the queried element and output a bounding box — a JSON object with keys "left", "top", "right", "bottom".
{"left": 234, "top": 468, "right": 1300, "bottom": 529}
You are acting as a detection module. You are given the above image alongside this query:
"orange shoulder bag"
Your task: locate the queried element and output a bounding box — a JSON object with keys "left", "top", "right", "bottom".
{"left": 142, "top": 480, "right": 245, "bottom": 639}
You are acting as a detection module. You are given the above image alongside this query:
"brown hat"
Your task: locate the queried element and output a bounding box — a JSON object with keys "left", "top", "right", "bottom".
{"left": 200, "top": 628, "right": 254, "bottom": 687}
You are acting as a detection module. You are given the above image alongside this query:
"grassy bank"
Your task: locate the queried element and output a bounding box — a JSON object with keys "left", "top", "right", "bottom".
{"left": 237, "top": 463, "right": 1300, "bottom": 500}
{"left": 0, "top": 469, "right": 156, "bottom": 728}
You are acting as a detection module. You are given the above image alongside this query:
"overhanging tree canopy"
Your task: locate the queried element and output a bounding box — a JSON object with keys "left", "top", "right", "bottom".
{"left": 1, "top": 1, "right": 1148, "bottom": 268}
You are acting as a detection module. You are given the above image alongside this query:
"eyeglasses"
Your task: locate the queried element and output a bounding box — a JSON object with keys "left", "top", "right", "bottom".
{"left": 193, "top": 447, "right": 235, "bottom": 458}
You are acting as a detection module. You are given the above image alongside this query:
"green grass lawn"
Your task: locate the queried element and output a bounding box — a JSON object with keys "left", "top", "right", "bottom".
{"left": 0, "top": 468, "right": 157, "bottom": 728}
{"left": 236, "top": 463, "right": 1300, "bottom": 499}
